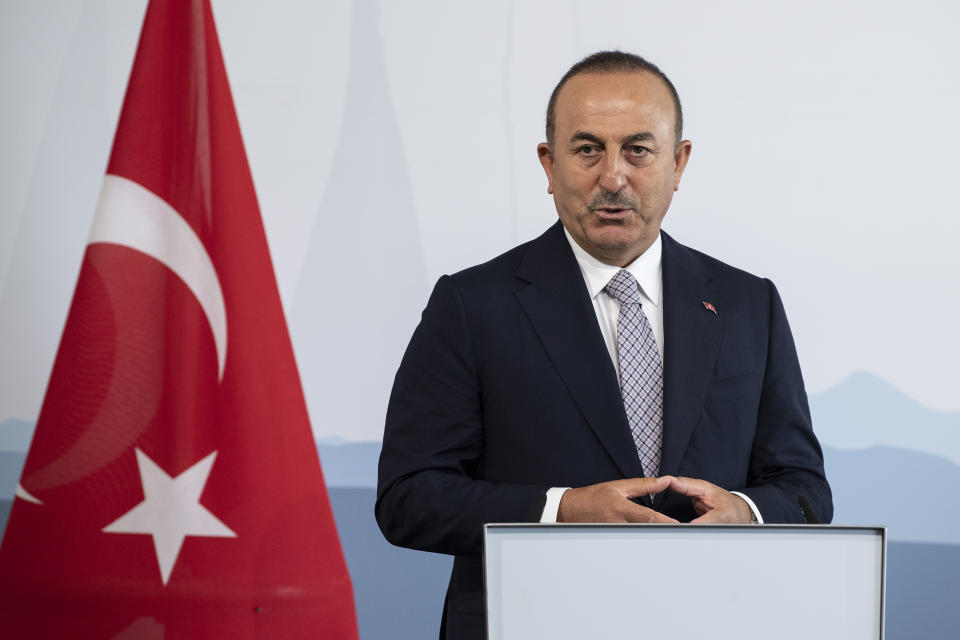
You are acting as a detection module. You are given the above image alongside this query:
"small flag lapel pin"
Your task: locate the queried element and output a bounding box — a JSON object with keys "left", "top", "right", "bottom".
{"left": 702, "top": 301, "right": 718, "bottom": 315}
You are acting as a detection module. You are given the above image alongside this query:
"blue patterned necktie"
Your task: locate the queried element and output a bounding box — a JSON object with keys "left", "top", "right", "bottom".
{"left": 605, "top": 269, "right": 664, "bottom": 478}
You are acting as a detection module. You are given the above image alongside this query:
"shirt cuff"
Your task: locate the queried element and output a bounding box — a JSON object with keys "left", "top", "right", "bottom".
{"left": 540, "top": 487, "right": 571, "bottom": 523}
{"left": 730, "top": 491, "right": 763, "bottom": 524}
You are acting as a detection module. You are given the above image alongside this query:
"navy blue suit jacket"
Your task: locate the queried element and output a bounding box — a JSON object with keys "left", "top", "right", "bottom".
{"left": 376, "top": 222, "right": 831, "bottom": 639}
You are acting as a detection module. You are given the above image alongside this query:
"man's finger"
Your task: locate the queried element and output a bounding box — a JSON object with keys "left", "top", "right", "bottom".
{"left": 623, "top": 503, "right": 678, "bottom": 524}
{"left": 667, "top": 475, "right": 711, "bottom": 498}
{"left": 689, "top": 510, "right": 720, "bottom": 525}
{"left": 619, "top": 475, "right": 673, "bottom": 499}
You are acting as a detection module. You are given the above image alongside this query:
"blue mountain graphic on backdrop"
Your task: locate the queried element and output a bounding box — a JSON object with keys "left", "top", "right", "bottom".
{"left": 811, "top": 371, "right": 960, "bottom": 464}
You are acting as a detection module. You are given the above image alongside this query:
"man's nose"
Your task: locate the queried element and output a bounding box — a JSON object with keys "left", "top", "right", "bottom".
{"left": 598, "top": 152, "right": 627, "bottom": 193}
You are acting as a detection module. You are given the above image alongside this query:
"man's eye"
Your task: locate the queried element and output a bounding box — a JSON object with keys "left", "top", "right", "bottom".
{"left": 576, "top": 145, "right": 600, "bottom": 156}
{"left": 628, "top": 145, "right": 650, "bottom": 156}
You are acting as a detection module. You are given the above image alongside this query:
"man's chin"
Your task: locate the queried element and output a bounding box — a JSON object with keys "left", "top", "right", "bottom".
{"left": 584, "top": 229, "right": 655, "bottom": 264}
{"left": 586, "top": 230, "right": 643, "bottom": 253}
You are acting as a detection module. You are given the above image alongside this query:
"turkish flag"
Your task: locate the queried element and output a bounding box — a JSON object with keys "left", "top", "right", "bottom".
{"left": 0, "top": 2, "right": 358, "bottom": 638}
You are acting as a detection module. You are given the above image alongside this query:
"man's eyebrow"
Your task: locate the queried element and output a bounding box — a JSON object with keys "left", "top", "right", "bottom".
{"left": 568, "top": 131, "right": 658, "bottom": 146}
{"left": 622, "top": 132, "right": 656, "bottom": 145}
{"left": 569, "top": 131, "right": 604, "bottom": 146}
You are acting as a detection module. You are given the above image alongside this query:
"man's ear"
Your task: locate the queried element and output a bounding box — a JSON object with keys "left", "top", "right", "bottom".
{"left": 537, "top": 142, "right": 555, "bottom": 194}
{"left": 673, "top": 139, "right": 693, "bottom": 191}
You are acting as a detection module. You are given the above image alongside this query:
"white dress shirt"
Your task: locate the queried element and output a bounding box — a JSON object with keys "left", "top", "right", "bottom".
{"left": 539, "top": 229, "right": 763, "bottom": 524}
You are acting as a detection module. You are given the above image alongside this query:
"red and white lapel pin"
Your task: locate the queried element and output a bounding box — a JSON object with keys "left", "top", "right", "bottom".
{"left": 702, "top": 301, "right": 717, "bottom": 315}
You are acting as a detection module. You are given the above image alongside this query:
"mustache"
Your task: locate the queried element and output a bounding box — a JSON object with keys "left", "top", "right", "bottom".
{"left": 588, "top": 191, "right": 638, "bottom": 210}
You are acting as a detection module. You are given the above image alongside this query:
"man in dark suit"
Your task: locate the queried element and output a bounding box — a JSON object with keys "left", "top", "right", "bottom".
{"left": 376, "top": 51, "right": 831, "bottom": 639}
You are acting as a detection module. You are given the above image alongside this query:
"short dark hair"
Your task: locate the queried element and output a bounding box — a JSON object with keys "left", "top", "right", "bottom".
{"left": 545, "top": 51, "right": 683, "bottom": 149}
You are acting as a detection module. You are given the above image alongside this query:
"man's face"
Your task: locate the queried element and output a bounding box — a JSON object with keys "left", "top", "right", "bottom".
{"left": 538, "top": 71, "right": 692, "bottom": 267}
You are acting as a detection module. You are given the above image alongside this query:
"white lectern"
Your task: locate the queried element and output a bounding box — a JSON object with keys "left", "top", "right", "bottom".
{"left": 484, "top": 524, "right": 885, "bottom": 640}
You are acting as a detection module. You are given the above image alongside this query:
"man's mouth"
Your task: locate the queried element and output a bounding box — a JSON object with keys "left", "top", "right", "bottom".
{"left": 595, "top": 207, "right": 631, "bottom": 219}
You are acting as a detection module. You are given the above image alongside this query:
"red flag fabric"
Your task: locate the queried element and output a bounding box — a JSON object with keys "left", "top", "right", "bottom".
{"left": 0, "top": 2, "right": 359, "bottom": 637}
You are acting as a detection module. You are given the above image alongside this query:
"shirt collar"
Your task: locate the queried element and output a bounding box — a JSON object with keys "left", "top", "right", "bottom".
{"left": 563, "top": 226, "right": 662, "bottom": 307}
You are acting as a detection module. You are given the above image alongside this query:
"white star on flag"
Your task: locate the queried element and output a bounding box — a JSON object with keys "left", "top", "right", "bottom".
{"left": 103, "top": 448, "right": 236, "bottom": 585}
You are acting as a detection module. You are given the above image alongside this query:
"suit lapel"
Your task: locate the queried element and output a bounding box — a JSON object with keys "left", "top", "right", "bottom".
{"left": 659, "top": 232, "right": 723, "bottom": 477}
{"left": 515, "top": 223, "right": 646, "bottom": 481}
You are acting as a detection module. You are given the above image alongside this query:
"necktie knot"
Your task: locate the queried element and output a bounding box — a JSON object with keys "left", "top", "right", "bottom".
{"left": 605, "top": 269, "right": 642, "bottom": 305}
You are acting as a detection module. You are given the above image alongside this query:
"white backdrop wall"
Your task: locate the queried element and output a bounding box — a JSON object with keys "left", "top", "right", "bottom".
{"left": 2, "top": 1, "right": 959, "bottom": 636}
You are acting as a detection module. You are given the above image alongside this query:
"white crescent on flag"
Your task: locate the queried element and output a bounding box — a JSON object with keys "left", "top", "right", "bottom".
{"left": 88, "top": 174, "right": 228, "bottom": 381}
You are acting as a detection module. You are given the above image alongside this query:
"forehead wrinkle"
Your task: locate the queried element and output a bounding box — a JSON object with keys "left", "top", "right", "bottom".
{"left": 562, "top": 105, "right": 670, "bottom": 140}
{"left": 581, "top": 94, "right": 651, "bottom": 115}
